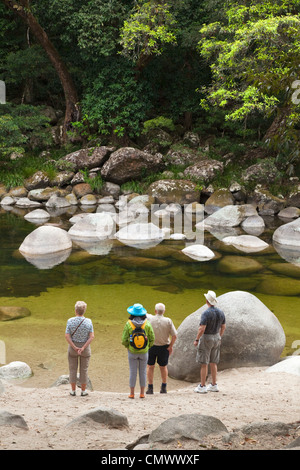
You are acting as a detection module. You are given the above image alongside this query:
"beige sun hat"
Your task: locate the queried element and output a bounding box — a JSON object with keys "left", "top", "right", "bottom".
{"left": 204, "top": 290, "right": 218, "bottom": 305}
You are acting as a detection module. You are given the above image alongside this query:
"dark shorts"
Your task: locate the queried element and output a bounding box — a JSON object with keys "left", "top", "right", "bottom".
{"left": 148, "top": 345, "right": 169, "bottom": 367}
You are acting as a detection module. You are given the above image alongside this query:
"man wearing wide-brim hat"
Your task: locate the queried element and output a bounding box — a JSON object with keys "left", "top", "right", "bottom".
{"left": 193, "top": 290, "right": 226, "bottom": 393}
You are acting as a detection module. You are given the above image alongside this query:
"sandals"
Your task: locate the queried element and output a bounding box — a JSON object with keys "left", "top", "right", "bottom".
{"left": 128, "top": 393, "right": 145, "bottom": 399}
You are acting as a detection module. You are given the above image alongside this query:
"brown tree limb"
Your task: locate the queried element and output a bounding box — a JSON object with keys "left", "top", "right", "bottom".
{"left": 1, "top": 0, "right": 80, "bottom": 139}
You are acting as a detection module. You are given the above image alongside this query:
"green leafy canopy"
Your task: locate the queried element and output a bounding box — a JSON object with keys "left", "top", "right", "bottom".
{"left": 199, "top": 1, "right": 300, "bottom": 128}
{"left": 120, "top": 1, "right": 177, "bottom": 63}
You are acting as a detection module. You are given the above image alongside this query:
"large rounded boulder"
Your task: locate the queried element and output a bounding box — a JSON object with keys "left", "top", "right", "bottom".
{"left": 115, "top": 222, "right": 165, "bottom": 249}
{"left": 101, "top": 147, "right": 163, "bottom": 184}
{"left": 168, "top": 291, "right": 286, "bottom": 382}
{"left": 61, "top": 146, "right": 114, "bottom": 171}
{"left": 148, "top": 179, "right": 200, "bottom": 205}
{"left": 273, "top": 218, "right": 300, "bottom": 247}
{"left": 19, "top": 226, "right": 72, "bottom": 268}
{"left": 19, "top": 226, "right": 72, "bottom": 255}
{"left": 68, "top": 213, "right": 115, "bottom": 241}
{"left": 0, "top": 361, "right": 32, "bottom": 380}
{"left": 273, "top": 219, "right": 300, "bottom": 265}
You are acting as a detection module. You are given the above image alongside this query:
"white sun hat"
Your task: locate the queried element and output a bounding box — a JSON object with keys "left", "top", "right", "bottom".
{"left": 204, "top": 290, "right": 218, "bottom": 306}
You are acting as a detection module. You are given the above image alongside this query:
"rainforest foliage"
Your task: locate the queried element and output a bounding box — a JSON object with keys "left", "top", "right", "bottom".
{"left": 0, "top": 0, "right": 300, "bottom": 175}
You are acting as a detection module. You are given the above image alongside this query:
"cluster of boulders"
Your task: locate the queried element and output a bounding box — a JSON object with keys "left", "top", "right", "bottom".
{"left": 1, "top": 147, "right": 300, "bottom": 268}
{"left": 0, "top": 146, "right": 299, "bottom": 269}
{"left": 12, "top": 189, "right": 300, "bottom": 269}
{"left": 131, "top": 417, "right": 300, "bottom": 450}
{"left": 1, "top": 145, "right": 299, "bottom": 219}
{"left": 1, "top": 145, "right": 300, "bottom": 212}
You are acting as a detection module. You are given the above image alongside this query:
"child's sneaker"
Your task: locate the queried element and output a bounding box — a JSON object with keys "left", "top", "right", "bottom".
{"left": 194, "top": 384, "right": 207, "bottom": 393}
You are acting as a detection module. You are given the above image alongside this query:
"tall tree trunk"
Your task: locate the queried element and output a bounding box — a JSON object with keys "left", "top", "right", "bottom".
{"left": 264, "top": 107, "right": 290, "bottom": 144}
{"left": 1, "top": 0, "right": 80, "bottom": 140}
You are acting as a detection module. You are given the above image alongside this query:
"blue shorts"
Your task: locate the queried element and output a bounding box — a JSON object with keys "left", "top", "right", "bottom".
{"left": 148, "top": 345, "right": 169, "bottom": 367}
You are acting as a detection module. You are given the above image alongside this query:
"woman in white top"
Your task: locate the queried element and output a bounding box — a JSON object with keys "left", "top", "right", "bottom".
{"left": 65, "top": 301, "right": 94, "bottom": 396}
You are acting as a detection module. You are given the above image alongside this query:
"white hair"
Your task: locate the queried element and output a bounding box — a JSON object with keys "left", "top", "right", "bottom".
{"left": 155, "top": 303, "right": 165, "bottom": 314}
{"left": 75, "top": 301, "right": 87, "bottom": 315}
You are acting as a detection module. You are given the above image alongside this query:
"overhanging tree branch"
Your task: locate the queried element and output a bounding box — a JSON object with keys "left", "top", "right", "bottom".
{"left": 1, "top": 0, "right": 80, "bottom": 139}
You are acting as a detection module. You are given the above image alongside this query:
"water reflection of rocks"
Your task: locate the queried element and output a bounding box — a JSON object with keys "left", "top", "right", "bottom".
{"left": 0, "top": 194, "right": 300, "bottom": 297}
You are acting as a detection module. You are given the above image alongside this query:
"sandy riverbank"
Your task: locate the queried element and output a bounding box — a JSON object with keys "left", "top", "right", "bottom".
{"left": 0, "top": 366, "right": 299, "bottom": 451}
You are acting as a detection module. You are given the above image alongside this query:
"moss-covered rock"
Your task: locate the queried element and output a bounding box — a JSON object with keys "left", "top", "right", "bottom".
{"left": 148, "top": 179, "right": 200, "bottom": 205}
{"left": 0, "top": 306, "right": 31, "bottom": 321}
{"left": 257, "top": 275, "right": 300, "bottom": 296}
{"left": 268, "top": 263, "right": 300, "bottom": 279}
{"left": 218, "top": 255, "right": 264, "bottom": 275}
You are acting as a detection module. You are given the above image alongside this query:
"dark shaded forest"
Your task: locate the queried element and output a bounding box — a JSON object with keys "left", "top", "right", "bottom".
{"left": 1, "top": 0, "right": 300, "bottom": 188}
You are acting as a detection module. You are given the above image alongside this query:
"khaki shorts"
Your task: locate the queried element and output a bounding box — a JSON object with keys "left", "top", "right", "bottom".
{"left": 196, "top": 334, "right": 221, "bottom": 364}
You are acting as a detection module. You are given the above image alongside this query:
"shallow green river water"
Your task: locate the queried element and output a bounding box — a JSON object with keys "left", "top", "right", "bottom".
{"left": 0, "top": 208, "right": 299, "bottom": 390}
